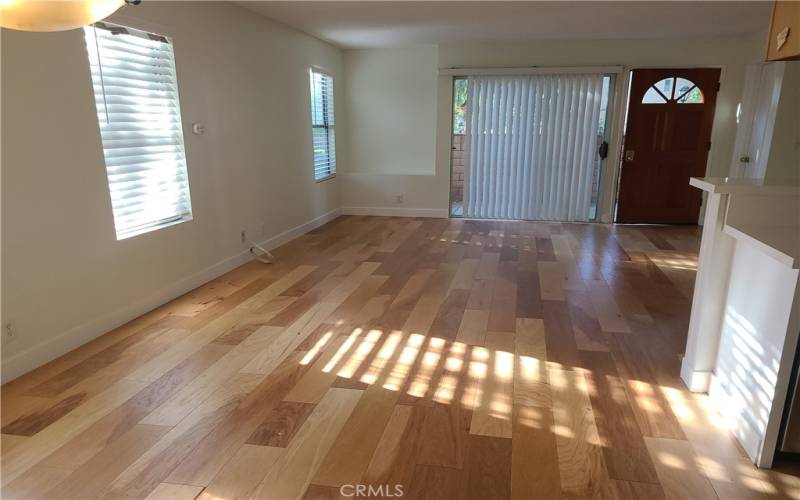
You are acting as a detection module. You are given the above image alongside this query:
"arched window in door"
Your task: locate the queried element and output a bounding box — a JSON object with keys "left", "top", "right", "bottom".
{"left": 642, "top": 77, "right": 704, "bottom": 104}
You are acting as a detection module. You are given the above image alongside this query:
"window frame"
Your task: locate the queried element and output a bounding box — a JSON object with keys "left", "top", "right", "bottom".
{"left": 309, "top": 68, "right": 336, "bottom": 183}
{"left": 84, "top": 22, "right": 193, "bottom": 241}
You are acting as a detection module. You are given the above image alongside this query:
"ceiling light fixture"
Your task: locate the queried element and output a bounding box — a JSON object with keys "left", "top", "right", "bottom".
{"left": 0, "top": 0, "right": 140, "bottom": 32}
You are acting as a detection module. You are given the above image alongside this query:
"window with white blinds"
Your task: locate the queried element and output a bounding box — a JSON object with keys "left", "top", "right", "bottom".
{"left": 309, "top": 69, "right": 336, "bottom": 181}
{"left": 84, "top": 22, "right": 192, "bottom": 240}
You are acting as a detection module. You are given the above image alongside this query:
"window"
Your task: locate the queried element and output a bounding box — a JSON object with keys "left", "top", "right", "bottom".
{"left": 84, "top": 23, "right": 192, "bottom": 240}
{"left": 309, "top": 69, "right": 336, "bottom": 181}
{"left": 642, "top": 77, "right": 704, "bottom": 104}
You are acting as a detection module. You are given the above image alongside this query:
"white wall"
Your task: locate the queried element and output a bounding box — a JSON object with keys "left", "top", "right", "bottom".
{"left": 709, "top": 237, "right": 799, "bottom": 465}
{"left": 1, "top": 1, "right": 344, "bottom": 380}
{"left": 340, "top": 33, "right": 765, "bottom": 220}
{"left": 765, "top": 62, "right": 800, "bottom": 183}
{"left": 343, "top": 47, "right": 437, "bottom": 175}
{"left": 339, "top": 46, "right": 443, "bottom": 215}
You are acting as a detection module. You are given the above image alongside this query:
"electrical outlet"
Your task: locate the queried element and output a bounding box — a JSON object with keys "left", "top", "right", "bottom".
{"left": 395, "top": 194, "right": 404, "bottom": 204}
{"left": 4, "top": 321, "right": 16, "bottom": 343}
{"left": 240, "top": 230, "right": 247, "bottom": 244}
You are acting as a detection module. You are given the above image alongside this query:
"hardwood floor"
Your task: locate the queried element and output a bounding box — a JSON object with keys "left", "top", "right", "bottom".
{"left": 2, "top": 216, "right": 799, "bottom": 499}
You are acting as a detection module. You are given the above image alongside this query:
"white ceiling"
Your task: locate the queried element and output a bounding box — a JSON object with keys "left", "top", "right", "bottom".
{"left": 236, "top": 1, "right": 771, "bottom": 49}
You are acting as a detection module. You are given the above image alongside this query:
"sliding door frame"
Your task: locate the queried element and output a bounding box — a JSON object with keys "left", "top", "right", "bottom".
{"left": 593, "top": 73, "right": 618, "bottom": 221}
{"left": 446, "top": 67, "right": 623, "bottom": 222}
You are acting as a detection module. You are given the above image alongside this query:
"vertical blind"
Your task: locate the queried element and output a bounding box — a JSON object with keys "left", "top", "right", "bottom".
{"left": 84, "top": 23, "right": 192, "bottom": 240}
{"left": 463, "top": 74, "right": 604, "bottom": 221}
{"left": 309, "top": 69, "right": 336, "bottom": 181}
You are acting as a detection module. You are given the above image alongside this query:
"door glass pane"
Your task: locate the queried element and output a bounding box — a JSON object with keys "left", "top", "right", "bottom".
{"left": 674, "top": 78, "right": 694, "bottom": 99}
{"left": 657, "top": 77, "right": 675, "bottom": 98}
{"left": 674, "top": 78, "right": 704, "bottom": 103}
{"left": 642, "top": 77, "right": 673, "bottom": 103}
{"left": 453, "top": 79, "right": 467, "bottom": 134}
{"left": 450, "top": 78, "right": 468, "bottom": 216}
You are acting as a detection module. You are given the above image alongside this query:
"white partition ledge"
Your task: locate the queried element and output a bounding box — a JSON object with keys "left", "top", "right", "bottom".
{"left": 690, "top": 176, "right": 800, "bottom": 196}
{"left": 723, "top": 222, "right": 799, "bottom": 269}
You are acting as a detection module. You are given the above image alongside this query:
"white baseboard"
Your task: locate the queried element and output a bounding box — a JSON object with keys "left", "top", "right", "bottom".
{"left": 341, "top": 206, "right": 448, "bottom": 218}
{"left": 259, "top": 208, "right": 342, "bottom": 250}
{"left": 679, "top": 357, "right": 712, "bottom": 393}
{"left": 708, "top": 372, "right": 763, "bottom": 466}
{"left": 1, "top": 208, "right": 342, "bottom": 383}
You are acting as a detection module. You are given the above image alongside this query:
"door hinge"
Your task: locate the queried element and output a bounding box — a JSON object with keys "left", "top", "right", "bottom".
{"left": 716, "top": 81, "right": 721, "bottom": 92}
{"left": 707, "top": 141, "right": 712, "bottom": 151}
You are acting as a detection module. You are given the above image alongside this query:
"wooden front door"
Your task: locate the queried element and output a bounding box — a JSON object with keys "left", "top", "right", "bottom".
{"left": 617, "top": 68, "right": 721, "bottom": 223}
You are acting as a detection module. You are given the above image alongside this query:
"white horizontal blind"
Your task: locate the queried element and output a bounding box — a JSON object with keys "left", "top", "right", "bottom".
{"left": 463, "top": 74, "right": 604, "bottom": 221}
{"left": 84, "top": 23, "right": 192, "bottom": 240}
{"left": 309, "top": 69, "right": 336, "bottom": 181}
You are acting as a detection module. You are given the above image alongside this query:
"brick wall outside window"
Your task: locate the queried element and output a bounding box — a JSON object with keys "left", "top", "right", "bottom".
{"left": 450, "top": 134, "right": 466, "bottom": 204}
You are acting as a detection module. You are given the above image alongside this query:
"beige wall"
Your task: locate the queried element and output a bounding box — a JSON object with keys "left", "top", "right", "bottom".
{"left": 1, "top": 1, "right": 344, "bottom": 379}
{"left": 340, "top": 33, "right": 765, "bottom": 219}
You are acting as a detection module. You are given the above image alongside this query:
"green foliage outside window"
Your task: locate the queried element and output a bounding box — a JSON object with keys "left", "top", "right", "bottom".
{"left": 453, "top": 78, "right": 468, "bottom": 134}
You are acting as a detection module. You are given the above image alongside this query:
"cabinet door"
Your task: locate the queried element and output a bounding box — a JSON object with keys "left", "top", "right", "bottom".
{"left": 766, "top": 1, "right": 800, "bottom": 61}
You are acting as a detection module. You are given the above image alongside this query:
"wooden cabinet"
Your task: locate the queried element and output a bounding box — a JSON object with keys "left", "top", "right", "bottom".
{"left": 766, "top": 1, "right": 800, "bottom": 61}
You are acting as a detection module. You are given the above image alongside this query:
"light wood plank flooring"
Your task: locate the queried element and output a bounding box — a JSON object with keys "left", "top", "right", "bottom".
{"left": 2, "top": 216, "right": 800, "bottom": 499}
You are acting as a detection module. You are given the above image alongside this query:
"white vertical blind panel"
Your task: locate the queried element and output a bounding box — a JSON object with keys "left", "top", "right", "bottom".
{"left": 310, "top": 70, "right": 336, "bottom": 180}
{"left": 84, "top": 24, "right": 192, "bottom": 240}
{"left": 463, "top": 73, "right": 603, "bottom": 221}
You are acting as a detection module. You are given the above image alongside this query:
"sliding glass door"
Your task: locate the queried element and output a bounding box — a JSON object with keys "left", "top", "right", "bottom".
{"left": 449, "top": 72, "right": 614, "bottom": 221}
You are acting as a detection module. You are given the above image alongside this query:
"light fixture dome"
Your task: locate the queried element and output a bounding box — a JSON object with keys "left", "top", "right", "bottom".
{"left": 0, "top": 0, "right": 127, "bottom": 32}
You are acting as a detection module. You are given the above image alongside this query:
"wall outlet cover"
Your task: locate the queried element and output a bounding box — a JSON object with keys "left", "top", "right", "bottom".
{"left": 4, "top": 321, "right": 16, "bottom": 343}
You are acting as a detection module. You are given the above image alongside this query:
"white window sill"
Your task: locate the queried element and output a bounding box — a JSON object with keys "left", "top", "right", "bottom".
{"left": 315, "top": 173, "right": 336, "bottom": 183}
{"left": 116, "top": 214, "right": 193, "bottom": 241}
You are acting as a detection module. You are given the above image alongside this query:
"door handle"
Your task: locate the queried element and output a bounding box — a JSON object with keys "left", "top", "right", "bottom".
{"left": 625, "top": 150, "right": 635, "bottom": 161}
{"left": 598, "top": 141, "right": 609, "bottom": 159}
{"left": 739, "top": 155, "right": 751, "bottom": 163}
